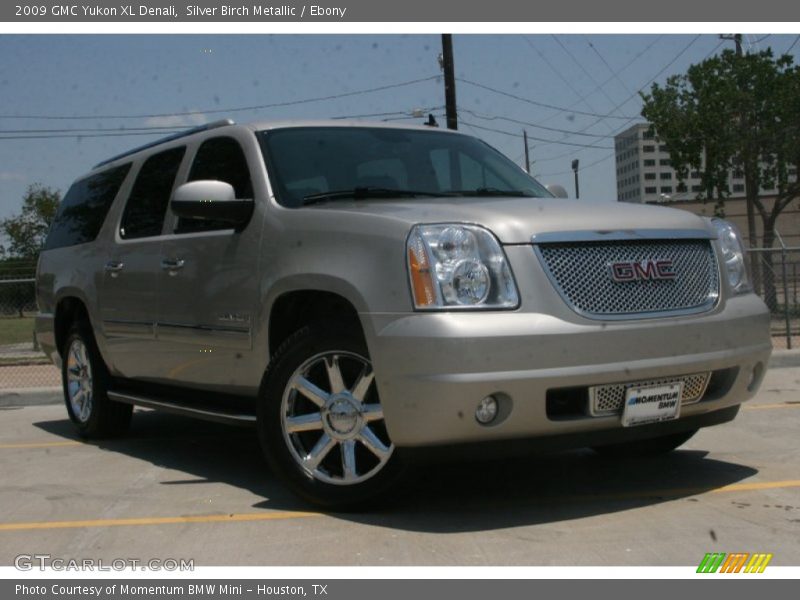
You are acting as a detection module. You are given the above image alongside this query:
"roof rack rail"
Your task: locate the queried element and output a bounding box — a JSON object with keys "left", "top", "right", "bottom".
{"left": 93, "top": 119, "right": 235, "bottom": 169}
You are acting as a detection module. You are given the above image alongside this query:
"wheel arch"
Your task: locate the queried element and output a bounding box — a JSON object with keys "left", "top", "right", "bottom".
{"left": 266, "top": 287, "right": 365, "bottom": 359}
{"left": 53, "top": 293, "right": 92, "bottom": 358}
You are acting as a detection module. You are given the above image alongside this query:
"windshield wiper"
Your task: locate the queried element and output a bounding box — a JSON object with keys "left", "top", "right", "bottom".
{"left": 302, "top": 187, "right": 450, "bottom": 206}
{"left": 447, "top": 187, "right": 531, "bottom": 197}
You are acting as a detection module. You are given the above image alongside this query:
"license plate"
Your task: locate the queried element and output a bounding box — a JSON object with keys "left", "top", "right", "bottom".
{"left": 621, "top": 382, "right": 683, "bottom": 427}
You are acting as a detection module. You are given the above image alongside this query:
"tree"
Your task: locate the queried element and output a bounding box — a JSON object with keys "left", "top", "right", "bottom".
{"left": 0, "top": 184, "right": 60, "bottom": 260}
{"left": 641, "top": 48, "right": 800, "bottom": 309}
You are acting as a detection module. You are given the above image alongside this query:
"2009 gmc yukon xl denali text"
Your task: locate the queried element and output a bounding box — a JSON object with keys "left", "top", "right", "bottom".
{"left": 35, "top": 119, "right": 772, "bottom": 508}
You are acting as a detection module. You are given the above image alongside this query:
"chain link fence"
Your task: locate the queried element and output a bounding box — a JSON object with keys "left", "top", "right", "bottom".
{"left": 0, "top": 267, "right": 61, "bottom": 391}
{"left": 747, "top": 237, "right": 800, "bottom": 350}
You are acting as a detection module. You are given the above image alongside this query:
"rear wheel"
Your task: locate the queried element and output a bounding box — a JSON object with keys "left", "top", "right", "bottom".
{"left": 62, "top": 322, "right": 132, "bottom": 437}
{"left": 592, "top": 429, "right": 698, "bottom": 457}
{"left": 258, "top": 325, "right": 402, "bottom": 510}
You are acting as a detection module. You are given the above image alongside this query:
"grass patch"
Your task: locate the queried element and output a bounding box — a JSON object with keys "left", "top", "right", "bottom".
{"left": 0, "top": 316, "right": 35, "bottom": 346}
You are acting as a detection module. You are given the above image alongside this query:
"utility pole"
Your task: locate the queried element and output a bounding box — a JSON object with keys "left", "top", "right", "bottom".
{"left": 523, "top": 130, "right": 530, "bottom": 173}
{"left": 721, "top": 33, "right": 760, "bottom": 292}
{"left": 572, "top": 159, "right": 580, "bottom": 199}
{"left": 441, "top": 34, "right": 458, "bottom": 130}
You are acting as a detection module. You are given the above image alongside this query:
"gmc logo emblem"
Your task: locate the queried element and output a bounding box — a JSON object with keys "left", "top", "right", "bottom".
{"left": 610, "top": 259, "right": 676, "bottom": 282}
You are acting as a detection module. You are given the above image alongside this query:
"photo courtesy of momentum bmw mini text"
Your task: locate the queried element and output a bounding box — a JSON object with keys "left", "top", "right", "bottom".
{"left": 1, "top": 0, "right": 799, "bottom": 593}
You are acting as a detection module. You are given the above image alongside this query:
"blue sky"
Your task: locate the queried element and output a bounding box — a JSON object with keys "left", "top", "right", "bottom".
{"left": 1, "top": 34, "right": 798, "bottom": 224}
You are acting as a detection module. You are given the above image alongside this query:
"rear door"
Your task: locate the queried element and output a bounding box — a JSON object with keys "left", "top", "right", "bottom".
{"left": 97, "top": 146, "right": 186, "bottom": 379}
{"left": 153, "top": 135, "right": 261, "bottom": 392}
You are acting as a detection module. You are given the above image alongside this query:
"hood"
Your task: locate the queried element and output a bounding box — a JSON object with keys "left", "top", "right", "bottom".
{"left": 309, "top": 196, "right": 712, "bottom": 244}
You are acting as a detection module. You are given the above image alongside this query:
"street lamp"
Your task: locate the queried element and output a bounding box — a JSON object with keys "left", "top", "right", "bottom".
{"left": 572, "top": 159, "right": 580, "bottom": 199}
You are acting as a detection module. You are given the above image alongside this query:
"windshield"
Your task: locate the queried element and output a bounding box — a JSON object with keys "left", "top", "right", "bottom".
{"left": 258, "top": 126, "right": 552, "bottom": 208}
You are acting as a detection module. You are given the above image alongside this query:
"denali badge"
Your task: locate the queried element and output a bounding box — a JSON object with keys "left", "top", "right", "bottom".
{"left": 610, "top": 259, "right": 676, "bottom": 282}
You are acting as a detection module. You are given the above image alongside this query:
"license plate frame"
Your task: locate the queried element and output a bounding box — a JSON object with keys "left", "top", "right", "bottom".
{"left": 621, "top": 382, "right": 683, "bottom": 427}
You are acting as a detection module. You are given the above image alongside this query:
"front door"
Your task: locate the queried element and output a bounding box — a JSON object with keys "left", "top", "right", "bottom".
{"left": 153, "top": 135, "right": 261, "bottom": 392}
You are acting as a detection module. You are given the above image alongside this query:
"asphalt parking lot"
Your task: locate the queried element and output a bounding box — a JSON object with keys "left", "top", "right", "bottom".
{"left": 0, "top": 361, "right": 798, "bottom": 567}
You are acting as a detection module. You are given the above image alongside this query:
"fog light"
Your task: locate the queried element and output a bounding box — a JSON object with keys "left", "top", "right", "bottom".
{"left": 475, "top": 395, "right": 499, "bottom": 424}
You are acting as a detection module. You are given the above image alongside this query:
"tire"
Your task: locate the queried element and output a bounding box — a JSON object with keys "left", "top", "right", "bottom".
{"left": 592, "top": 429, "right": 698, "bottom": 458}
{"left": 61, "top": 321, "right": 132, "bottom": 438}
{"left": 257, "top": 324, "right": 403, "bottom": 510}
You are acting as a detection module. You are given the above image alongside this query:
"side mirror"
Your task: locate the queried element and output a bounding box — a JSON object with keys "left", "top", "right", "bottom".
{"left": 545, "top": 184, "right": 568, "bottom": 199}
{"left": 171, "top": 180, "right": 253, "bottom": 226}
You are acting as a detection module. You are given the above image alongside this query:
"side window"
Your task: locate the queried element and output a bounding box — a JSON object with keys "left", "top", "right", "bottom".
{"left": 45, "top": 163, "right": 131, "bottom": 250}
{"left": 177, "top": 136, "right": 253, "bottom": 233}
{"left": 119, "top": 146, "right": 185, "bottom": 240}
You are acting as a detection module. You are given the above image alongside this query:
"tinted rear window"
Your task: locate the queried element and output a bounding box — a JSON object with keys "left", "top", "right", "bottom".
{"left": 44, "top": 163, "right": 131, "bottom": 250}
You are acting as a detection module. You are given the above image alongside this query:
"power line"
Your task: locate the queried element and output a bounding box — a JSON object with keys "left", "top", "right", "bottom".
{"left": 459, "top": 120, "right": 613, "bottom": 149}
{"left": 458, "top": 107, "right": 614, "bottom": 139}
{"left": 0, "top": 108, "right": 449, "bottom": 141}
{"left": 787, "top": 35, "right": 800, "bottom": 54}
{"left": 0, "top": 126, "right": 182, "bottom": 134}
{"left": 331, "top": 106, "right": 444, "bottom": 120}
{"left": 511, "top": 35, "right": 665, "bottom": 164}
{"left": 533, "top": 35, "right": 706, "bottom": 164}
{"left": 0, "top": 75, "right": 441, "bottom": 121}
{"left": 585, "top": 37, "right": 635, "bottom": 96}
{"left": 455, "top": 77, "right": 639, "bottom": 120}
{"left": 747, "top": 34, "right": 772, "bottom": 47}
{"left": 534, "top": 37, "right": 734, "bottom": 176}
{"left": 551, "top": 35, "right": 624, "bottom": 117}
{"left": 521, "top": 37, "right": 613, "bottom": 125}
{"left": 533, "top": 35, "right": 664, "bottom": 130}
{"left": 0, "top": 131, "right": 184, "bottom": 141}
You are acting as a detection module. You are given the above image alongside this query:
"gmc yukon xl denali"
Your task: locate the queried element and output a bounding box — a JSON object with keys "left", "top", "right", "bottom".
{"left": 35, "top": 119, "right": 772, "bottom": 508}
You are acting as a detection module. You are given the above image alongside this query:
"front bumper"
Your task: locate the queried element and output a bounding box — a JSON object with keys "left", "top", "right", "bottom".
{"left": 364, "top": 294, "right": 771, "bottom": 447}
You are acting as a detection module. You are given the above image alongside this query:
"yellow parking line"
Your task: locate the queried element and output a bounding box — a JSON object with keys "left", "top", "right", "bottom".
{"left": 0, "top": 511, "right": 322, "bottom": 532}
{"left": 0, "top": 441, "right": 82, "bottom": 449}
{"left": 744, "top": 403, "right": 800, "bottom": 411}
{"left": 709, "top": 479, "right": 800, "bottom": 494}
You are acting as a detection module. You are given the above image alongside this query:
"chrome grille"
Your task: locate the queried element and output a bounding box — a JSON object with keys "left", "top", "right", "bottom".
{"left": 535, "top": 239, "right": 719, "bottom": 318}
{"left": 589, "top": 372, "right": 711, "bottom": 416}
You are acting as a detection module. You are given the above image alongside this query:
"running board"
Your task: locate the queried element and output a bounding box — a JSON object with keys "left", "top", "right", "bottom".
{"left": 107, "top": 390, "right": 256, "bottom": 428}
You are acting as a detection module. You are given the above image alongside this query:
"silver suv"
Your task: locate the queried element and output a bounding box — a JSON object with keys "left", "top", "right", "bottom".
{"left": 35, "top": 120, "right": 771, "bottom": 508}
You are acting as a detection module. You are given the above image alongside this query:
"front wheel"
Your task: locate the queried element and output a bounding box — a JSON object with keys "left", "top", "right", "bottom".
{"left": 258, "top": 325, "right": 402, "bottom": 510}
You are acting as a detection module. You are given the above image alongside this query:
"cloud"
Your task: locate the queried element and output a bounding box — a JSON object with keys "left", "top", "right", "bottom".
{"left": 0, "top": 171, "right": 24, "bottom": 182}
{"left": 143, "top": 112, "right": 210, "bottom": 128}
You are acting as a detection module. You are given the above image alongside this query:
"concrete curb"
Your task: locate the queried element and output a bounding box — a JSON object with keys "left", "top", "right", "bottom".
{"left": 769, "top": 349, "right": 800, "bottom": 369}
{"left": 0, "top": 386, "right": 60, "bottom": 395}
{"left": 0, "top": 388, "right": 62, "bottom": 407}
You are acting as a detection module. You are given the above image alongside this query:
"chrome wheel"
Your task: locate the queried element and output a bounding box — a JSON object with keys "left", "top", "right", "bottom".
{"left": 281, "top": 351, "right": 394, "bottom": 486}
{"left": 66, "top": 338, "right": 93, "bottom": 424}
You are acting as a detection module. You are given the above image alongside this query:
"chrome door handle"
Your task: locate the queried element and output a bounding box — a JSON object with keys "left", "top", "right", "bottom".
{"left": 161, "top": 258, "right": 185, "bottom": 271}
{"left": 104, "top": 261, "right": 124, "bottom": 278}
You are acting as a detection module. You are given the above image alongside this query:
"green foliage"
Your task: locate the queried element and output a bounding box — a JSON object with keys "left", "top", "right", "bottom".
{"left": 641, "top": 48, "right": 800, "bottom": 227}
{"left": 0, "top": 184, "right": 60, "bottom": 260}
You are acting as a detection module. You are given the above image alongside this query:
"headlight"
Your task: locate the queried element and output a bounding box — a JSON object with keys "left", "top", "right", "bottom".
{"left": 407, "top": 224, "right": 519, "bottom": 310}
{"left": 711, "top": 218, "right": 751, "bottom": 294}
